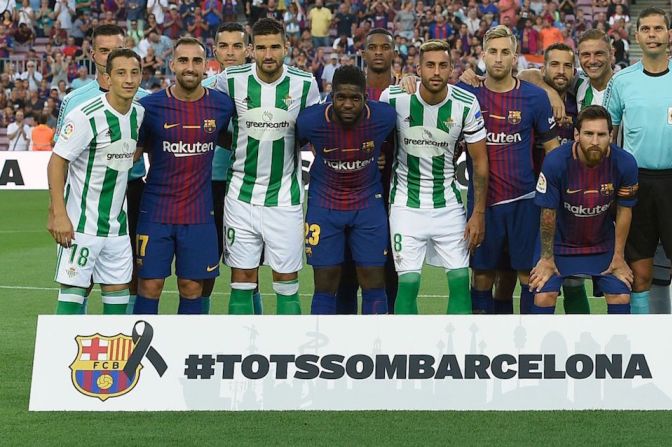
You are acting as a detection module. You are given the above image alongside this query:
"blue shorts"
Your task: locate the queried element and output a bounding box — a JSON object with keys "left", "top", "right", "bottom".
{"left": 469, "top": 198, "right": 539, "bottom": 271}
{"left": 535, "top": 250, "right": 630, "bottom": 295}
{"left": 136, "top": 220, "right": 220, "bottom": 279}
{"left": 305, "top": 202, "right": 389, "bottom": 267}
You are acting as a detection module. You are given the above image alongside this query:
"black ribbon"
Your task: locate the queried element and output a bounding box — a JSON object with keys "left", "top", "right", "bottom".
{"left": 123, "top": 320, "right": 168, "bottom": 379}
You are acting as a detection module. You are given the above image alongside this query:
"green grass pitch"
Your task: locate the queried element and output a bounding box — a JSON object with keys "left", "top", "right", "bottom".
{"left": 2, "top": 190, "right": 671, "bottom": 445}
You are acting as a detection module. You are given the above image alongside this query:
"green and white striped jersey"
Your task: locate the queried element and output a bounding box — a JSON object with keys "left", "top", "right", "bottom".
{"left": 575, "top": 72, "right": 606, "bottom": 110}
{"left": 380, "top": 84, "right": 486, "bottom": 209}
{"left": 53, "top": 94, "right": 144, "bottom": 237}
{"left": 214, "top": 63, "right": 320, "bottom": 206}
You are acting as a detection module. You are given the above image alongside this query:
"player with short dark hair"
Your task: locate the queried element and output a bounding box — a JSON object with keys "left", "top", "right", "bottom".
{"left": 530, "top": 106, "right": 638, "bottom": 314}
{"left": 133, "top": 37, "right": 235, "bottom": 314}
{"left": 214, "top": 18, "right": 321, "bottom": 314}
{"left": 297, "top": 65, "right": 396, "bottom": 314}
{"left": 458, "top": 25, "right": 559, "bottom": 314}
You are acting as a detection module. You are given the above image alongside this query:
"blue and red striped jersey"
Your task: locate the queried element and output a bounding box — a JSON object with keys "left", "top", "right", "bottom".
{"left": 535, "top": 142, "right": 638, "bottom": 255}
{"left": 459, "top": 79, "right": 557, "bottom": 206}
{"left": 296, "top": 100, "right": 396, "bottom": 210}
{"left": 534, "top": 92, "right": 578, "bottom": 176}
{"left": 139, "top": 87, "right": 235, "bottom": 224}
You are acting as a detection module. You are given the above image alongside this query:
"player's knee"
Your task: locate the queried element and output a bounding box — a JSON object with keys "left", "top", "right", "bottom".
{"left": 231, "top": 267, "right": 258, "bottom": 284}
{"left": 494, "top": 270, "right": 517, "bottom": 300}
{"left": 605, "top": 293, "right": 630, "bottom": 305}
{"left": 534, "top": 292, "right": 558, "bottom": 307}
{"left": 472, "top": 269, "right": 495, "bottom": 291}
{"left": 631, "top": 263, "right": 653, "bottom": 292}
{"left": 314, "top": 266, "right": 341, "bottom": 294}
{"left": 272, "top": 271, "right": 298, "bottom": 282}
{"left": 356, "top": 266, "right": 386, "bottom": 290}
{"left": 178, "top": 278, "right": 203, "bottom": 299}
{"left": 138, "top": 278, "right": 165, "bottom": 299}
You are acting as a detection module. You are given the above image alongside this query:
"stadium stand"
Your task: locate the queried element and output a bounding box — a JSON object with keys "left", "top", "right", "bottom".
{"left": 0, "top": 0, "right": 669, "bottom": 150}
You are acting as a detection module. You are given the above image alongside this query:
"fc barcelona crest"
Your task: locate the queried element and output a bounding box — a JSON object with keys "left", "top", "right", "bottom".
{"left": 203, "top": 119, "right": 216, "bottom": 134}
{"left": 70, "top": 334, "right": 141, "bottom": 401}
{"left": 361, "top": 140, "right": 375, "bottom": 153}
{"left": 600, "top": 183, "right": 614, "bottom": 196}
{"left": 69, "top": 321, "right": 167, "bottom": 402}
{"left": 508, "top": 110, "right": 522, "bottom": 125}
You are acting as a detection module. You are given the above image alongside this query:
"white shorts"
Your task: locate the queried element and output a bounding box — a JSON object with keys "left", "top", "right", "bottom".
{"left": 224, "top": 197, "right": 304, "bottom": 274}
{"left": 54, "top": 233, "right": 132, "bottom": 288}
{"left": 389, "top": 203, "right": 469, "bottom": 273}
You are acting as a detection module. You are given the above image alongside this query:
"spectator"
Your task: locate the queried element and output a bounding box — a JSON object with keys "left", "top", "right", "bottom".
{"left": 48, "top": 53, "right": 68, "bottom": 86}
{"left": 147, "top": 0, "right": 169, "bottom": 25}
{"left": 144, "top": 13, "right": 162, "bottom": 38}
{"left": 17, "top": 0, "right": 36, "bottom": 29}
{"left": 163, "top": 5, "right": 183, "bottom": 39}
{"left": 427, "top": 13, "right": 454, "bottom": 41}
{"left": 55, "top": 81, "right": 67, "bottom": 100}
{"left": 465, "top": 7, "right": 480, "bottom": 36}
{"left": 37, "top": 77, "right": 49, "bottom": 98}
{"left": 7, "top": 108, "right": 31, "bottom": 151}
{"left": 35, "top": 0, "right": 53, "bottom": 38}
{"left": 498, "top": 0, "right": 519, "bottom": 27}
{"left": 126, "top": 0, "right": 146, "bottom": 31}
{"left": 1, "top": 105, "right": 14, "bottom": 127}
{"left": 308, "top": 0, "right": 332, "bottom": 48}
{"left": 50, "top": 20, "right": 68, "bottom": 46}
{"left": 148, "top": 30, "right": 172, "bottom": 60}
{"left": 608, "top": 4, "right": 630, "bottom": 29}
{"left": 333, "top": 34, "right": 355, "bottom": 54}
{"left": 0, "top": 23, "right": 12, "bottom": 61}
{"left": 265, "top": 0, "right": 283, "bottom": 21}
{"left": 54, "top": 0, "right": 76, "bottom": 32}
{"left": 71, "top": 11, "right": 92, "bottom": 46}
{"left": 19, "top": 60, "right": 42, "bottom": 91}
{"left": 321, "top": 53, "right": 339, "bottom": 86}
{"left": 520, "top": 17, "right": 539, "bottom": 54}
{"left": 70, "top": 65, "right": 91, "bottom": 89}
{"left": 180, "top": 0, "right": 197, "bottom": 22}
{"left": 140, "top": 67, "right": 160, "bottom": 90}
{"left": 62, "top": 36, "right": 80, "bottom": 58}
{"left": 30, "top": 112, "right": 54, "bottom": 150}
{"left": 284, "top": 1, "right": 304, "bottom": 42}
{"left": 14, "top": 23, "right": 35, "bottom": 48}
{"left": 395, "top": 1, "right": 417, "bottom": 41}
{"left": 335, "top": 3, "right": 357, "bottom": 38}
{"left": 539, "top": 16, "right": 563, "bottom": 50}
{"left": 202, "top": 0, "right": 223, "bottom": 37}
{"left": 187, "top": 7, "right": 209, "bottom": 38}
{"left": 370, "top": 2, "right": 392, "bottom": 30}
{"left": 75, "top": 0, "right": 92, "bottom": 15}
{"left": 222, "top": 0, "right": 237, "bottom": 23}
{"left": 479, "top": 0, "right": 499, "bottom": 20}
{"left": 128, "top": 19, "right": 143, "bottom": 44}
{"left": 310, "top": 46, "right": 325, "bottom": 92}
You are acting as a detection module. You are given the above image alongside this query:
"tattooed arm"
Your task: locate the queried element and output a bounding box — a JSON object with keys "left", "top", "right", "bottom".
{"left": 529, "top": 208, "right": 560, "bottom": 292}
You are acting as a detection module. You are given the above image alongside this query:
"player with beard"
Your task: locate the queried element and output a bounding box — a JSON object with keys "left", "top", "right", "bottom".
{"left": 214, "top": 19, "right": 320, "bottom": 315}
{"left": 336, "top": 28, "right": 399, "bottom": 314}
{"left": 458, "top": 26, "right": 559, "bottom": 314}
{"left": 604, "top": 8, "right": 672, "bottom": 314}
{"left": 133, "top": 37, "right": 235, "bottom": 314}
{"left": 381, "top": 40, "right": 488, "bottom": 314}
{"left": 530, "top": 106, "right": 638, "bottom": 314}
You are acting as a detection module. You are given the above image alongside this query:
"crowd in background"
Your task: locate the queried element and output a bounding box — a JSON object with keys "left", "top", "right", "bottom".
{"left": 0, "top": 0, "right": 641, "bottom": 150}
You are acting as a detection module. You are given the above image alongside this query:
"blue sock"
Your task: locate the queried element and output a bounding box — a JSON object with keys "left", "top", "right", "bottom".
{"left": 631, "top": 291, "right": 650, "bottom": 314}
{"left": 608, "top": 303, "right": 631, "bottom": 314}
{"left": 126, "top": 294, "right": 136, "bottom": 314}
{"left": 362, "top": 288, "right": 387, "bottom": 315}
{"left": 311, "top": 292, "right": 337, "bottom": 315}
{"left": 202, "top": 295, "right": 211, "bottom": 314}
{"left": 133, "top": 295, "right": 159, "bottom": 314}
{"left": 471, "top": 289, "right": 493, "bottom": 314}
{"left": 252, "top": 291, "right": 263, "bottom": 315}
{"left": 494, "top": 299, "right": 513, "bottom": 314}
{"left": 178, "top": 296, "right": 204, "bottom": 315}
{"left": 532, "top": 303, "right": 555, "bottom": 314}
{"left": 520, "top": 286, "right": 534, "bottom": 314}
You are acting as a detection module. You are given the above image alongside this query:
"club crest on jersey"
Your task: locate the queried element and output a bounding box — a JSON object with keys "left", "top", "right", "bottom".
{"left": 361, "top": 140, "right": 375, "bottom": 153}
{"left": 600, "top": 183, "right": 614, "bottom": 196}
{"left": 203, "top": 119, "right": 216, "bottom": 134}
{"left": 508, "top": 110, "right": 522, "bottom": 125}
{"left": 283, "top": 95, "right": 293, "bottom": 107}
{"left": 443, "top": 118, "right": 455, "bottom": 129}
{"left": 69, "top": 321, "right": 167, "bottom": 402}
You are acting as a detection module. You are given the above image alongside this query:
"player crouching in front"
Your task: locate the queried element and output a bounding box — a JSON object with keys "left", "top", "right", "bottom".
{"left": 529, "top": 106, "right": 638, "bottom": 314}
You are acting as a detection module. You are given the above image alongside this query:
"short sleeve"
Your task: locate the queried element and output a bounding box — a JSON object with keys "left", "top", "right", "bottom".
{"left": 533, "top": 92, "right": 557, "bottom": 143}
{"left": 304, "top": 78, "right": 321, "bottom": 108}
{"left": 52, "top": 111, "right": 94, "bottom": 162}
{"left": 604, "top": 77, "right": 623, "bottom": 126}
{"left": 462, "top": 98, "right": 486, "bottom": 144}
{"left": 534, "top": 155, "right": 561, "bottom": 210}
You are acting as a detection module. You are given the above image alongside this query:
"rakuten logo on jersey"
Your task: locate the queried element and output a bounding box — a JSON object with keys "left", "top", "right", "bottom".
{"left": 486, "top": 131, "right": 522, "bottom": 146}
{"left": 563, "top": 202, "right": 610, "bottom": 217}
{"left": 324, "top": 157, "right": 374, "bottom": 172}
{"left": 162, "top": 141, "right": 214, "bottom": 157}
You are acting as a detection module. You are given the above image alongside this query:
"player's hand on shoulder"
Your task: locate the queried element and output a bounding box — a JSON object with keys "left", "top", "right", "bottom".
{"left": 529, "top": 257, "right": 559, "bottom": 293}
{"left": 464, "top": 211, "right": 485, "bottom": 253}
{"left": 545, "top": 88, "right": 566, "bottom": 124}
{"left": 601, "top": 255, "right": 633, "bottom": 290}
{"left": 399, "top": 74, "right": 418, "bottom": 94}
{"left": 458, "top": 68, "right": 483, "bottom": 87}
{"left": 47, "top": 211, "right": 75, "bottom": 248}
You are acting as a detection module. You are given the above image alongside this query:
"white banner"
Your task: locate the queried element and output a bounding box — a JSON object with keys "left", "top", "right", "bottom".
{"left": 0, "top": 152, "right": 50, "bottom": 189}
{"left": 29, "top": 315, "right": 672, "bottom": 411}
